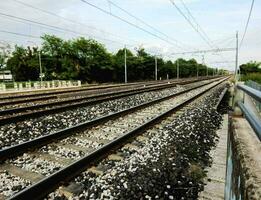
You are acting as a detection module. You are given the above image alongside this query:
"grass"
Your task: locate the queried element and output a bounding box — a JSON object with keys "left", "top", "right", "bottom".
{"left": 241, "top": 73, "right": 261, "bottom": 84}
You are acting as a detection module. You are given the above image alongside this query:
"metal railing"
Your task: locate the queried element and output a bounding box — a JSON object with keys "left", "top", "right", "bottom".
{"left": 236, "top": 84, "right": 261, "bottom": 141}
{"left": 245, "top": 80, "right": 261, "bottom": 112}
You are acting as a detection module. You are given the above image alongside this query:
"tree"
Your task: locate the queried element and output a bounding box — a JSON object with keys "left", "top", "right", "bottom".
{"left": 0, "top": 52, "right": 5, "bottom": 69}
{"left": 72, "top": 37, "right": 112, "bottom": 82}
{"left": 113, "top": 48, "right": 134, "bottom": 82}
{"left": 7, "top": 46, "right": 39, "bottom": 81}
{"left": 41, "top": 34, "right": 66, "bottom": 80}
{"left": 6, "top": 34, "right": 215, "bottom": 83}
{"left": 240, "top": 61, "right": 261, "bottom": 75}
{"left": 0, "top": 43, "right": 11, "bottom": 69}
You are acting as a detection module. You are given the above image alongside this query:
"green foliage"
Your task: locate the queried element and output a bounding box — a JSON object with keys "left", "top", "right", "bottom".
{"left": 239, "top": 61, "right": 261, "bottom": 84}
{"left": 240, "top": 61, "right": 261, "bottom": 75}
{"left": 241, "top": 73, "right": 261, "bottom": 84}
{"left": 0, "top": 44, "right": 11, "bottom": 69}
{"left": 0, "top": 52, "right": 5, "bottom": 69}
{"left": 7, "top": 46, "right": 39, "bottom": 81}
{"left": 6, "top": 34, "right": 218, "bottom": 82}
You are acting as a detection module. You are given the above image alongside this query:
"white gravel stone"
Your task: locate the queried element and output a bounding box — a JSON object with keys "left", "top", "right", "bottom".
{"left": 0, "top": 171, "right": 31, "bottom": 197}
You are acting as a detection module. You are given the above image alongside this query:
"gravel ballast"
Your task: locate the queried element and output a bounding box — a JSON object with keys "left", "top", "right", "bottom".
{"left": 0, "top": 80, "right": 211, "bottom": 149}
{"left": 49, "top": 83, "right": 227, "bottom": 200}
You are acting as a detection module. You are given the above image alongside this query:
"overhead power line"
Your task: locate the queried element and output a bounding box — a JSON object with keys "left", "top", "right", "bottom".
{"left": 208, "top": 61, "right": 235, "bottom": 64}
{"left": 0, "top": 12, "right": 135, "bottom": 47}
{"left": 240, "top": 0, "right": 255, "bottom": 48}
{"left": 170, "top": 47, "right": 236, "bottom": 55}
{"left": 80, "top": 0, "right": 185, "bottom": 49}
{"left": 179, "top": 0, "right": 213, "bottom": 46}
{"left": 0, "top": 29, "right": 39, "bottom": 39}
{"left": 12, "top": 0, "right": 141, "bottom": 45}
{"left": 169, "top": 0, "right": 215, "bottom": 49}
{"left": 107, "top": 0, "right": 190, "bottom": 50}
{"left": 171, "top": 0, "right": 232, "bottom": 62}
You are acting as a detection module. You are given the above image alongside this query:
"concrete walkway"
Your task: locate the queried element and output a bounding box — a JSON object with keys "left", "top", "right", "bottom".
{"left": 199, "top": 114, "right": 228, "bottom": 200}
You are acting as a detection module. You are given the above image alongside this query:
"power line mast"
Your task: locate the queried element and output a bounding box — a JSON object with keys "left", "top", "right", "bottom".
{"left": 170, "top": 47, "right": 235, "bottom": 55}
{"left": 177, "top": 59, "right": 179, "bottom": 79}
{"left": 196, "top": 63, "right": 199, "bottom": 79}
{"left": 124, "top": 45, "right": 127, "bottom": 83}
{"left": 202, "top": 54, "right": 207, "bottom": 76}
{"left": 39, "top": 50, "right": 42, "bottom": 87}
{"left": 235, "top": 31, "right": 239, "bottom": 82}
{"left": 155, "top": 56, "right": 158, "bottom": 81}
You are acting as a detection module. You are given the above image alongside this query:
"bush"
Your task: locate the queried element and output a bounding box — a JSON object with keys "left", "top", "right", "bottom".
{"left": 241, "top": 73, "right": 261, "bottom": 84}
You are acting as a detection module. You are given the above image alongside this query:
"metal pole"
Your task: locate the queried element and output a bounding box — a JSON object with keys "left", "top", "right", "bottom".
{"left": 124, "top": 45, "right": 127, "bottom": 83}
{"left": 155, "top": 56, "right": 157, "bottom": 81}
{"left": 235, "top": 31, "right": 239, "bottom": 82}
{"left": 202, "top": 54, "right": 207, "bottom": 77}
{"left": 177, "top": 59, "right": 179, "bottom": 79}
{"left": 39, "top": 50, "right": 42, "bottom": 88}
{"left": 197, "top": 65, "right": 199, "bottom": 79}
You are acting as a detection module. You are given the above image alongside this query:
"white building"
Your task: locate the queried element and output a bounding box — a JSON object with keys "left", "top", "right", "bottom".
{"left": 0, "top": 70, "right": 13, "bottom": 81}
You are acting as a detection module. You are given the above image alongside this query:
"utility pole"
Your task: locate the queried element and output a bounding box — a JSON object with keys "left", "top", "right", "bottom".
{"left": 177, "top": 59, "right": 179, "bottom": 79}
{"left": 196, "top": 64, "right": 199, "bottom": 79}
{"left": 235, "top": 31, "right": 239, "bottom": 82}
{"left": 39, "top": 50, "right": 42, "bottom": 88}
{"left": 202, "top": 54, "right": 207, "bottom": 77}
{"left": 155, "top": 56, "right": 157, "bottom": 81}
{"left": 124, "top": 45, "right": 127, "bottom": 83}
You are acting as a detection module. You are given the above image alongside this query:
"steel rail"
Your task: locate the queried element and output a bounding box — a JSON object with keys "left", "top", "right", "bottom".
{"left": 0, "top": 81, "right": 167, "bottom": 105}
{"left": 0, "top": 78, "right": 222, "bottom": 126}
{"left": 0, "top": 79, "right": 179, "bottom": 101}
{"left": 0, "top": 76, "right": 219, "bottom": 104}
{"left": 0, "top": 81, "right": 180, "bottom": 115}
{"left": 0, "top": 83, "right": 180, "bottom": 125}
{"left": 0, "top": 80, "right": 183, "bottom": 107}
{"left": 8, "top": 77, "right": 229, "bottom": 200}
{"left": 0, "top": 77, "right": 226, "bottom": 161}
{"left": 0, "top": 95, "right": 58, "bottom": 107}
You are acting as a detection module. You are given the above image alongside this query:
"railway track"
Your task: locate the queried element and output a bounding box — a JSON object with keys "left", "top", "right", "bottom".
{"left": 0, "top": 77, "right": 229, "bottom": 199}
{"left": 0, "top": 77, "right": 219, "bottom": 126}
{"left": 0, "top": 78, "right": 222, "bottom": 149}
{"left": 0, "top": 81, "right": 171, "bottom": 107}
{"left": 0, "top": 77, "right": 219, "bottom": 108}
{"left": 0, "top": 78, "right": 190, "bottom": 104}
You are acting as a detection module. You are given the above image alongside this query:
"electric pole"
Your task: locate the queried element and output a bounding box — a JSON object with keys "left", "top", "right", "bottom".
{"left": 235, "top": 31, "right": 239, "bottom": 82}
{"left": 39, "top": 50, "right": 42, "bottom": 88}
{"left": 197, "top": 65, "right": 199, "bottom": 79}
{"left": 155, "top": 56, "right": 157, "bottom": 81}
{"left": 124, "top": 45, "right": 127, "bottom": 83}
{"left": 177, "top": 59, "right": 179, "bottom": 79}
{"left": 202, "top": 54, "right": 207, "bottom": 77}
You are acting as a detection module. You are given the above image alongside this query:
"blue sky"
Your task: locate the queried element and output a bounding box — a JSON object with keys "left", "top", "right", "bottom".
{"left": 0, "top": 0, "right": 260, "bottom": 71}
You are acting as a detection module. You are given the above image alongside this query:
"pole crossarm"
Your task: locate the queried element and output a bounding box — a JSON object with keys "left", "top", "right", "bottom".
{"left": 170, "top": 47, "right": 236, "bottom": 55}
{"left": 209, "top": 61, "right": 235, "bottom": 64}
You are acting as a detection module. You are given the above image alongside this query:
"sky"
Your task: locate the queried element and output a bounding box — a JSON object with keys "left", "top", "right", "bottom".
{"left": 0, "top": 0, "right": 260, "bottom": 71}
